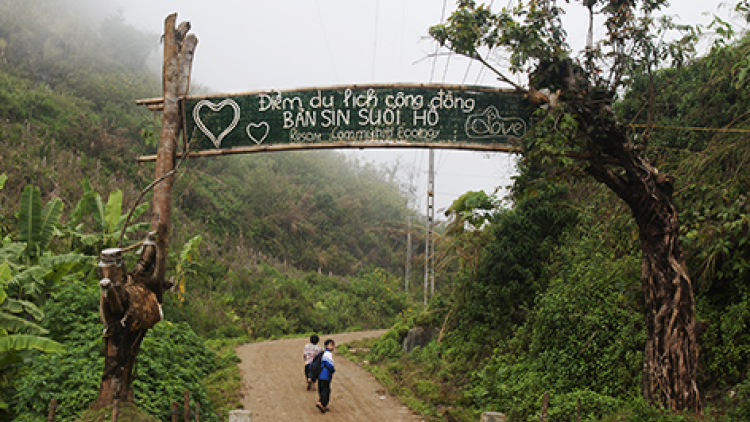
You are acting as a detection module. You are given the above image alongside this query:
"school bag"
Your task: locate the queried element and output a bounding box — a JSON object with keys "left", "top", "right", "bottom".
{"left": 309, "top": 351, "right": 324, "bottom": 381}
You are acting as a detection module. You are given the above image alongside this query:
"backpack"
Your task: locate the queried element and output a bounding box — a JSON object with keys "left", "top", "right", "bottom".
{"left": 309, "top": 351, "right": 324, "bottom": 381}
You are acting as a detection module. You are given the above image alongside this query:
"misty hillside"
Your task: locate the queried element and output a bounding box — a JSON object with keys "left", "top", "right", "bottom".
{"left": 0, "top": 0, "right": 419, "bottom": 277}
{"left": 0, "top": 1, "right": 426, "bottom": 420}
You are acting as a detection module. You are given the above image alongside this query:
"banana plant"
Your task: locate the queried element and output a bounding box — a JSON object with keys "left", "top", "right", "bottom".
{"left": 65, "top": 180, "right": 150, "bottom": 252}
{"left": 17, "top": 186, "right": 62, "bottom": 265}
{"left": 173, "top": 235, "right": 203, "bottom": 302}
{"left": 0, "top": 263, "right": 65, "bottom": 410}
{"left": 0, "top": 181, "right": 69, "bottom": 405}
{"left": 0, "top": 177, "right": 67, "bottom": 409}
{"left": 0, "top": 174, "right": 7, "bottom": 238}
{"left": 4, "top": 185, "right": 92, "bottom": 298}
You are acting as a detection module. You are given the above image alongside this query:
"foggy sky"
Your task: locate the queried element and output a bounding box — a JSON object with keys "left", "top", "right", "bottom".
{"left": 71, "top": 0, "right": 727, "bottom": 214}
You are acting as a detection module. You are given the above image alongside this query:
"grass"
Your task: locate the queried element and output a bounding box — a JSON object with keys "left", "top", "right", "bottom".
{"left": 341, "top": 337, "right": 452, "bottom": 422}
{"left": 203, "top": 337, "right": 248, "bottom": 420}
{"left": 76, "top": 403, "right": 159, "bottom": 422}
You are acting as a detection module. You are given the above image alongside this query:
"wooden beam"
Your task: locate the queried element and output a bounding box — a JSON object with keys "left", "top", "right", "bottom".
{"left": 135, "top": 97, "right": 164, "bottom": 111}
{"left": 137, "top": 141, "right": 521, "bottom": 162}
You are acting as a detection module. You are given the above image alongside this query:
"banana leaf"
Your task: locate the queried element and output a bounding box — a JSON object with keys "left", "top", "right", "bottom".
{"left": 0, "top": 334, "right": 65, "bottom": 354}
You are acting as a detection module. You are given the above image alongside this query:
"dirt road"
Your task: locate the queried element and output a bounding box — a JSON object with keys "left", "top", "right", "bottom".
{"left": 236, "top": 330, "right": 423, "bottom": 421}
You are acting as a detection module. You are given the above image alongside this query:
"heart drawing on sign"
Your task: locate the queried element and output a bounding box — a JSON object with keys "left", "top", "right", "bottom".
{"left": 246, "top": 122, "right": 270, "bottom": 145}
{"left": 192, "top": 99, "right": 241, "bottom": 148}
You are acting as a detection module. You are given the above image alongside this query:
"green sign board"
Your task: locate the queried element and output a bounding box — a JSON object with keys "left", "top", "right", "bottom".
{"left": 182, "top": 84, "right": 529, "bottom": 151}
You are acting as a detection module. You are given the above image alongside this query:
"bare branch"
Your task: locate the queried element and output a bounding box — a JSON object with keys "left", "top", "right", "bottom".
{"left": 473, "top": 54, "right": 527, "bottom": 92}
{"left": 117, "top": 136, "right": 194, "bottom": 248}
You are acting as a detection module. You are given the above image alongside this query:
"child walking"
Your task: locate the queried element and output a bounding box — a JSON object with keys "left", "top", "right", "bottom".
{"left": 303, "top": 334, "right": 323, "bottom": 390}
{"left": 316, "top": 339, "right": 336, "bottom": 413}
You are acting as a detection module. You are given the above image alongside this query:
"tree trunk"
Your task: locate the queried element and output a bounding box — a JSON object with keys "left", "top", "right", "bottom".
{"left": 92, "top": 244, "right": 161, "bottom": 407}
{"left": 548, "top": 52, "right": 701, "bottom": 411}
{"left": 584, "top": 129, "right": 701, "bottom": 411}
{"left": 91, "top": 14, "right": 197, "bottom": 409}
{"left": 630, "top": 179, "right": 700, "bottom": 411}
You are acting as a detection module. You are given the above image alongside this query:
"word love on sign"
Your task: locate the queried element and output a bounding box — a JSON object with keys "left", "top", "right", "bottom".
{"left": 182, "top": 84, "right": 529, "bottom": 151}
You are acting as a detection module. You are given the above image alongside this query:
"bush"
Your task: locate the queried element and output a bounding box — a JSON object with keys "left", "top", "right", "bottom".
{"left": 132, "top": 322, "right": 219, "bottom": 422}
{"left": 11, "top": 279, "right": 220, "bottom": 422}
{"left": 369, "top": 337, "right": 403, "bottom": 363}
{"left": 722, "top": 376, "right": 750, "bottom": 422}
{"left": 464, "top": 221, "right": 644, "bottom": 420}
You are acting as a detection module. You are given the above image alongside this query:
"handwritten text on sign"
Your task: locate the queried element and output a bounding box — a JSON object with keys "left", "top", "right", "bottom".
{"left": 183, "top": 85, "right": 529, "bottom": 150}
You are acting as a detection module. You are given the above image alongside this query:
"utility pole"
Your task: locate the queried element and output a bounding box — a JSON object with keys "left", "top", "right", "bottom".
{"left": 424, "top": 148, "right": 435, "bottom": 309}
{"left": 405, "top": 216, "right": 413, "bottom": 292}
{"left": 430, "top": 216, "right": 435, "bottom": 295}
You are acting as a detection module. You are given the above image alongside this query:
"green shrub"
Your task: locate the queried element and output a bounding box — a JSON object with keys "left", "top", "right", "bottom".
{"left": 11, "top": 279, "right": 220, "bottom": 422}
{"left": 464, "top": 219, "right": 644, "bottom": 420}
{"left": 612, "top": 397, "right": 691, "bottom": 422}
{"left": 547, "top": 390, "right": 624, "bottom": 422}
{"left": 722, "top": 376, "right": 750, "bottom": 422}
{"left": 415, "top": 380, "right": 441, "bottom": 400}
{"left": 131, "top": 321, "right": 218, "bottom": 422}
{"left": 370, "top": 337, "right": 403, "bottom": 363}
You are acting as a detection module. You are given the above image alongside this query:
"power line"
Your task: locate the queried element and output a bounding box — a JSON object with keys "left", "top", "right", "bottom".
{"left": 630, "top": 124, "right": 750, "bottom": 133}
{"left": 438, "top": 150, "right": 450, "bottom": 169}
{"left": 399, "top": 0, "right": 406, "bottom": 79}
{"left": 441, "top": 53, "right": 453, "bottom": 83}
{"left": 462, "top": 59, "right": 474, "bottom": 84}
{"left": 462, "top": 0, "right": 496, "bottom": 85}
{"left": 430, "top": 0, "right": 449, "bottom": 83}
{"left": 474, "top": 50, "right": 490, "bottom": 85}
{"left": 372, "top": 0, "right": 380, "bottom": 81}
{"left": 314, "top": 0, "right": 338, "bottom": 81}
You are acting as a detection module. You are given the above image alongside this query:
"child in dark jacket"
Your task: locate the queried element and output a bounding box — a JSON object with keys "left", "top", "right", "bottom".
{"left": 315, "top": 339, "right": 336, "bottom": 413}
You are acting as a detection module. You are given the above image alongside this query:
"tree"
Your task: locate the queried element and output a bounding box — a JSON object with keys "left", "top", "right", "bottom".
{"left": 430, "top": 0, "right": 702, "bottom": 411}
{"left": 90, "top": 14, "right": 198, "bottom": 408}
{"left": 443, "top": 190, "right": 500, "bottom": 275}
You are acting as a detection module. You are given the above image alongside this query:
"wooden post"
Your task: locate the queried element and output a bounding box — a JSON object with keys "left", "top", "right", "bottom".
{"left": 111, "top": 399, "right": 119, "bottom": 422}
{"left": 576, "top": 397, "right": 582, "bottom": 422}
{"left": 195, "top": 402, "right": 200, "bottom": 422}
{"left": 184, "top": 390, "right": 190, "bottom": 422}
{"left": 151, "top": 12, "right": 178, "bottom": 295}
{"left": 151, "top": 14, "right": 198, "bottom": 295}
{"left": 47, "top": 398, "right": 57, "bottom": 422}
{"left": 172, "top": 402, "right": 179, "bottom": 422}
{"left": 539, "top": 391, "right": 549, "bottom": 422}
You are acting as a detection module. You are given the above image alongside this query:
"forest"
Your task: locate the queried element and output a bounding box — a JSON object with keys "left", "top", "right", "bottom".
{"left": 2, "top": 0, "right": 750, "bottom": 421}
